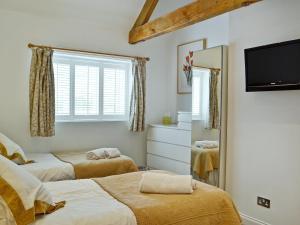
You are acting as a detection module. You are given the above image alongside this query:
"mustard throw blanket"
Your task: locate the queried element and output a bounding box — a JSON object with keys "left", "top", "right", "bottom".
{"left": 93, "top": 172, "right": 241, "bottom": 225}
{"left": 191, "top": 146, "right": 219, "bottom": 179}
{"left": 54, "top": 152, "right": 138, "bottom": 179}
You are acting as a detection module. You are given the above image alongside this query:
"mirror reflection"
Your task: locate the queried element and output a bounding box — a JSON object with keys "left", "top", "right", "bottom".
{"left": 190, "top": 46, "right": 225, "bottom": 187}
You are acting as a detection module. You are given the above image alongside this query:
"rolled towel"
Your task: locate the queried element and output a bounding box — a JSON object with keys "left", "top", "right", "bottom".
{"left": 195, "top": 140, "right": 218, "bottom": 149}
{"left": 86, "top": 148, "right": 107, "bottom": 160}
{"left": 104, "top": 148, "right": 121, "bottom": 159}
{"left": 139, "top": 172, "right": 195, "bottom": 194}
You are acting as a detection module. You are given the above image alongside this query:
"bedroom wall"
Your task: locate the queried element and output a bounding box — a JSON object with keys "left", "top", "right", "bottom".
{"left": 0, "top": 7, "right": 170, "bottom": 166}
{"left": 227, "top": 0, "right": 300, "bottom": 224}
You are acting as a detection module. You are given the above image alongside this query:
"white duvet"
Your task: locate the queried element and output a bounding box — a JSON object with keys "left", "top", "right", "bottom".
{"left": 21, "top": 153, "right": 75, "bottom": 182}
{"left": 0, "top": 179, "right": 137, "bottom": 225}
{"left": 35, "top": 179, "right": 137, "bottom": 225}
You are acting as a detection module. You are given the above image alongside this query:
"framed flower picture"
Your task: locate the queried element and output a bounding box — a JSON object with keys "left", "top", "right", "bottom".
{"left": 177, "top": 39, "right": 207, "bottom": 94}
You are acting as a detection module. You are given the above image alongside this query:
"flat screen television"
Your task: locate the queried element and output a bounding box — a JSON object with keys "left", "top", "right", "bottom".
{"left": 245, "top": 39, "right": 300, "bottom": 92}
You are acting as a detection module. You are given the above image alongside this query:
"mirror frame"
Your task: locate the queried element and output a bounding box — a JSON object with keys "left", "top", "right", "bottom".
{"left": 218, "top": 45, "right": 228, "bottom": 190}
{"left": 191, "top": 45, "right": 228, "bottom": 189}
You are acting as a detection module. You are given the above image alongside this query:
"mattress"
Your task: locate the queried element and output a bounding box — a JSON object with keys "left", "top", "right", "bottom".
{"left": 21, "top": 153, "right": 75, "bottom": 182}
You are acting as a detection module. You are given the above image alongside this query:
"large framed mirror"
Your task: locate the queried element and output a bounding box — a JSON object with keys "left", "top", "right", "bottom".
{"left": 190, "top": 46, "right": 228, "bottom": 189}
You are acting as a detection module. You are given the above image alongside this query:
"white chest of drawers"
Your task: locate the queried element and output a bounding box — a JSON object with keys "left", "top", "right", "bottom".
{"left": 147, "top": 124, "right": 191, "bottom": 175}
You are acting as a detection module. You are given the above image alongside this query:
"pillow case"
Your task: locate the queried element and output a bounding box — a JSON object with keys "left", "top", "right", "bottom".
{"left": 0, "top": 155, "right": 65, "bottom": 225}
{"left": 0, "top": 133, "right": 29, "bottom": 164}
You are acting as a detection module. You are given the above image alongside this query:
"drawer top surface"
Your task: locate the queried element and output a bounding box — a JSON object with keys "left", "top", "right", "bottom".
{"left": 149, "top": 124, "right": 191, "bottom": 131}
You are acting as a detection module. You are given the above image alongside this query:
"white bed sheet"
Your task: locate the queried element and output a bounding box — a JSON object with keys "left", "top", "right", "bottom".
{"left": 21, "top": 153, "right": 75, "bottom": 182}
{"left": 34, "top": 179, "right": 137, "bottom": 225}
{"left": 1, "top": 180, "right": 137, "bottom": 225}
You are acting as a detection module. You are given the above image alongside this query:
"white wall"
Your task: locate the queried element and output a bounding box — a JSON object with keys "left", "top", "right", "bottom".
{"left": 227, "top": 1, "right": 300, "bottom": 224}
{"left": 0, "top": 8, "right": 170, "bottom": 166}
{"left": 2, "top": 2, "right": 300, "bottom": 224}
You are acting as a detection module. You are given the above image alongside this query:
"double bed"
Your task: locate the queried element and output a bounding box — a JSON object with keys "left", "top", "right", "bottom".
{"left": 21, "top": 152, "right": 138, "bottom": 182}
{"left": 1, "top": 172, "right": 241, "bottom": 225}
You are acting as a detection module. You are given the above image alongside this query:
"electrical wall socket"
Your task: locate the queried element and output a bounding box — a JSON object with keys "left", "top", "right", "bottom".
{"left": 257, "top": 196, "right": 271, "bottom": 208}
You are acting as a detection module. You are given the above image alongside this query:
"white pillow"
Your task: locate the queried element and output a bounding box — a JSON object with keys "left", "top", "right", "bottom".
{"left": 0, "top": 133, "right": 28, "bottom": 164}
{"left": 0, "top": 155, "right": 65, "bottom": 225}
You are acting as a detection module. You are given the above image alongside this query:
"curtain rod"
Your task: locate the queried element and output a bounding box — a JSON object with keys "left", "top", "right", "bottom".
{"left": 27, "top": 43, "right": 150, "bottom": 61}
{"left": 193, "top": 65, "right": 221, "bottom": 71}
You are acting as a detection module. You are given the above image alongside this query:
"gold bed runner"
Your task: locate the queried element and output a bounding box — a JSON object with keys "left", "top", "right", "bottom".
{"left": 93, "top": 172, "right": 241, "bottom": 225}
{"left": 53, "top": 152, "right": 138, "bottom": 179}
{"left": 191, "top": 147, "right": 219, "bottom": 179}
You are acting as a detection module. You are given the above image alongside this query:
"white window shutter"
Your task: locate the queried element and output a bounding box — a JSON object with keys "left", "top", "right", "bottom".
{"left": 53, "top": 53, "right": 130, "bottom": 122}
{"left": 103, "top": 67, "right": 126, "bottom": 116}
{"left": 74, "top": 65, "right": 99, "bottom": 116}
{"left": 192, "top": 74, "right": 201, "bottom": 117}
{"left": 53, "top": 63, "right": 70, "bottom": 116}
{"left": 192, "top": 68, "right": 210, "bottom": 120}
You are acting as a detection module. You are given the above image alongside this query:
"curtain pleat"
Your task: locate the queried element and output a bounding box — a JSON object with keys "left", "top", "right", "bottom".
{"left": 207, "top": 69, "right": 220, "bottom": 130}
{"left": 129, "top": 58, "right": 147, "bottom": 132}
{"left": 29, "top": 48, "right": 55, "bottom": 137}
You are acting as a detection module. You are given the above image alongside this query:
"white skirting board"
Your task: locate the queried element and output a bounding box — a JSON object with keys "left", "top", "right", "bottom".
{"left": 240, "top": 213, "right": 271, "bottom": 225}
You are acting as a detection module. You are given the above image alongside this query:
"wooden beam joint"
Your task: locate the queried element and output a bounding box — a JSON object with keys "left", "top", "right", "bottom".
{"left": 132, "top": 0, "right": 159, "bottom": 29}
{"left": 129, "top": 0, "right": 262, "bottom": 44}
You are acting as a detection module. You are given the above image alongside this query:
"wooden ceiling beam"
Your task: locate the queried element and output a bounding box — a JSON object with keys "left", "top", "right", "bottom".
{"left": 129, "top": 0, "right": 262, "bottom": 44}
{"left": 132, "top": 0, "right": 159, "bottom": 28}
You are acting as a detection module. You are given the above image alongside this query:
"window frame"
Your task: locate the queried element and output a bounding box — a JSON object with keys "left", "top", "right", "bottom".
{"left": 53, "top": 52, "right": 131, "bottom": 122}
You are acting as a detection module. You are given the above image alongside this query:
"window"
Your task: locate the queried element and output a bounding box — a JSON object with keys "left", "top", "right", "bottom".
{"left": 192, "top": 68, "right": 210, "bottom": 120}
{"left": 53, "top": 52, "right": 131, "bottom": 122}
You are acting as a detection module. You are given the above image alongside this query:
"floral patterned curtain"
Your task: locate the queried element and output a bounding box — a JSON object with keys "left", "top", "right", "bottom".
{"left": 207, "top": 69, "right": 220, "bottom": 130}
{"left": 29, "top": 48, "right": 55, "bottom": 137}
{"left": 129, "top": 58, "right": 147, "bottom": 132}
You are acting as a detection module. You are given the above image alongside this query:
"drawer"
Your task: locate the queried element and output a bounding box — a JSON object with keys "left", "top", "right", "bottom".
{"left": 177, "top": 122, "right": 192, "bottom": 131}
{"left": 177, "top": 112, "right": 192, "bottom": 122}
{"left": 147, "top": 154, "right": 190, "bottom": 175}
{"left": 147, "top": 127, "right": 191, "bottom": 147}
{"left": 147, "top": 141, "right": 191, "bottom": 163}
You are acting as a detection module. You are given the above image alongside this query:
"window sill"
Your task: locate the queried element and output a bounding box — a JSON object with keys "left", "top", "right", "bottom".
{"left": 56, "top": 119, "right": 128, "bottom": 123}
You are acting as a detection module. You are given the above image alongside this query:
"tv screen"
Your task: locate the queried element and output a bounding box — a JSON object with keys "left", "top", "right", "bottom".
{"left": 245, "top": 39, "right": 300, "bottom": 92}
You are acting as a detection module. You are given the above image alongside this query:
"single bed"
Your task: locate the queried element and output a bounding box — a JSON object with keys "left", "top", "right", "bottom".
{"left": 21, "top": 152, "right": 138, "bottom": 182}
{"left": 1, "top": 172, "right": 241, "bottom": 225}
{"left": 20, "top": 153, "right": 75, "bottom": 182}
{"left": 191, "top": 144, "right": 219, "bottom": 185}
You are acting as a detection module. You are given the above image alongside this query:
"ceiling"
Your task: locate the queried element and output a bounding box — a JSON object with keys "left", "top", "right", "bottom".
{"left": 0, "top": 0, "right": 143, "bottom": 25}
{"left": 152, "top": 0, "right": 194, "bottom": 20}
{"left": 0, "top": 0, "right": 195, "bottom": 26}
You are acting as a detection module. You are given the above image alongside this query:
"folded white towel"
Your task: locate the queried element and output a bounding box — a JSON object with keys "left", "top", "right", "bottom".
{"left": 195, "top": 140, "right": 219, "bottom": 149}
{"left": 86, "top": 148, "right": 107, "bottom": 160}
{"left": 104, "top": 148, "right": 121, "bottom": 159}
{"left": 139, "top": 172, "right": 195, "bottom": 194}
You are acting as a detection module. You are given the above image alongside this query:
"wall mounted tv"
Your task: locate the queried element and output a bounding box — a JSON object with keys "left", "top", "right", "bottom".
{"left": 245, "top": 39, "right": 300, "bottom": 92}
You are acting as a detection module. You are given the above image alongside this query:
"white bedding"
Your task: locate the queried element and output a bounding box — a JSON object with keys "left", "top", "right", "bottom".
{"left": 0, "top": 179, "right": 137, "bottom": 225}
{"left": 34, "top": 179, "right": 137, "bottom": 225}
{"left": 21, "top": 153, "right": 75, "bottom": 182}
